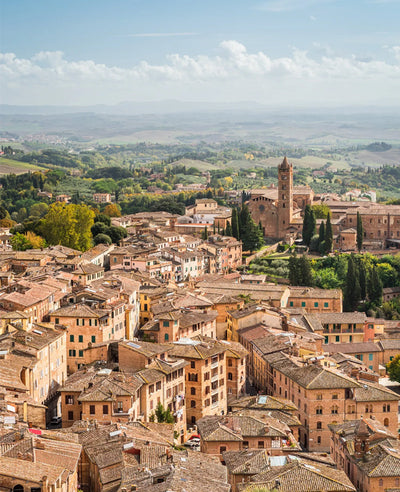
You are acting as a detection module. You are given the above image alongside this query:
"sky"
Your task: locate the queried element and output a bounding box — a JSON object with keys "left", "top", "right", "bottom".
{"left": 1, "top": 0, "right": 400, "bottom": 108}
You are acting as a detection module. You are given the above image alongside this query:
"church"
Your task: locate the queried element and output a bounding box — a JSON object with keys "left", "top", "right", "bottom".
{"left": 247, "top": 157, "right": 314, "bottom": 241}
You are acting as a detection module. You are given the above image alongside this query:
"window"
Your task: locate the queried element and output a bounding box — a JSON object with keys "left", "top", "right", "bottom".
{"left": 331, "top": 405, "right": 338, "bottom": 414}
{"left": 301, "top": 301, "right": 306, "bottom": 307}
{"left": 90, "top": 405, "right": 95, "bottom": 415}
{"left": 324, "top": 302, "right": 328, "bottom": 307}
{"left": 69, "top": 350, "right": 76, "bottom": 357}
{"left": 384, "top": 418, "right": 389, "bottom": 427}
{"left": 103, "top": 405, "right": 108, "bottom": 414}
{"left": 314, "top": 302, "right": 318, "bottom": 307}
{"left": 79, "top": 350, "right": 83, "bottom": 357}
{"left": 156, "top": 381, "right": 161, "bottom": 391}
{"left": 316, "top": 394, "right": 322, "bottom": 400}
{"left": 228, "top": 359, "right": 233, "bottom": 367}
{"left": 317, "top": 421, "right": 322, "bottom": 429}
{"left": 188, "top": 373, "right": 198, "bottom": 382}
{"left": 316, "top": 406, "right": 323, "bottom": 415}
{"left": 55, "top": 318, "right": 59, "bottom": 324}
{"left": 332, "top": 394, "right": 338, "bottom": 399}
{"left": 79, "top": 335, "right": 83, "bottom": 343}
{"left": 163, "top": 321, "right": 169, "bottom": 327}
{"left": 335, "top": 336, "right": 340, "bottom": 342}
{"left": 65, "top": 395, "right": 74, "bottom": 405}
{"left": 317, "top": 436, "right": 321, "bottom": 444}
{"left": 220, "top": 446, "right": 226, "bottom": 454}
{"left": 228, "top": 372, "right": 233, "bottom": 380}
{"left": 368, "top": 353, "right": 373, "bottom": 361}
{"left": 191, "top": 361, "right": 196, "bottom": 369}
{"left": 190, "top": 400, "right": 196, "bottom": 408}
{"left": 91, "top": 335, "right": 96, "bottom": 343}
{"left": 258, "top": 441, "right": 264, "bottom": 448}
{"left": 68, "top": 410, "right": 73, "bottom": 420}
{"left": 191, "top": 387, "right": 196, "bottom": 395}
{"left": 379, "top": 479, "right": 383, "bottom": 487}
{"left": 69, "top": 335, "right": 74, "bottom": 342}
{"left": 243, "top": 441, "right": 249, "bottom": 448}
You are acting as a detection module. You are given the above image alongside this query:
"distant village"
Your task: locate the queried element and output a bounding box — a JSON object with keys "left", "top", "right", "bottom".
{"left": 0, "top": 159, "right": 399, "bottom": 491}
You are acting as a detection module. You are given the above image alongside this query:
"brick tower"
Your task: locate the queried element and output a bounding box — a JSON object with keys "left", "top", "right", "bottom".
{"left": 277, "top": 156, "right": 293, "bottom": 238}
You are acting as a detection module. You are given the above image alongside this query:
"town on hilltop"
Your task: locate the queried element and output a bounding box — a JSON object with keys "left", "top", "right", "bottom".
{"left": 0, "top": 158, "right": 399, "bottom": 491}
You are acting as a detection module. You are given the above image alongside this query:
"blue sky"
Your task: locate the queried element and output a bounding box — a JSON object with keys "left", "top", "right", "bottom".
{"left": 1, "top": 0, "right": 400, "bottom": 106}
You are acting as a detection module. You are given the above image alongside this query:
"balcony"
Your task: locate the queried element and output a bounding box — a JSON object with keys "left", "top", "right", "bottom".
{"left": 211, "top": 374, "right": 219, "bottom": 383}
{"left": 211, "top": 361, "right": 219, "bottom": 370}
{"left": 211, "top": 401, "right": 219, "bottom": 408}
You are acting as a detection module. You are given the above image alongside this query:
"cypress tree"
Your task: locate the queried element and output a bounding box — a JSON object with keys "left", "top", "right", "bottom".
{"left": 299, "top": 255, "right": 314, "bottom": 286}
{"left": 302, "top": 205, "right": 316, "bottom": 246}
{"left": 232, "top": 208, "right": 240, "bottom": 239}
{"left": 225, "top": 221, "right": 233, "bottom": 237}
{"left": 344, "top": 255, "right": 361, "bottom": 311}
{"left": 325, "top": 213, "right": 333, "bottom": 253}
{"left": 359, "top": 261, "right": 367, "bottom": 300}
{"left": 202, "top": 226, "right": 208, "bottom": 240}
{"left": 357, "top": 212, "right": 363, "bottom": 252}
{"left": 319, "top": 221, "right": 325, "bottom": 244}
{"left": 289, "top": 255, "right": 300, "bottom": 285}
{"left": 368, "top": 267, "right": 383, "bottom": 305}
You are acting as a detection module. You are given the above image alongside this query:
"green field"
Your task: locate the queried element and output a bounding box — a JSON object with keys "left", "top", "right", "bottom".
{"left": 0, "top": 157, "right": 45, "bottom": 175}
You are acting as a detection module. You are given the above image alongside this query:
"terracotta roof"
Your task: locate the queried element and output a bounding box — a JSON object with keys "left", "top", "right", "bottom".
{"left": 316, "top": 312, "right": 367, "bottom": 324}
{"left": 223, "top": 449, "right": 269, "bottom": 475}
{"left": 265, "top": 352, "right": 360, "bottom": 390}
{"left": 241, "top": 459, "right": 356, "bottom": 491}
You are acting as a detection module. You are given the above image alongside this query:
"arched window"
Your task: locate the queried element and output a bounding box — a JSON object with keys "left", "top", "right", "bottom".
{"left": 228, "top": 359, "right": 233, "bottom": 367}
{"left": 190, "top": 387, "right": 196, "bottom": 395}
{"left": 316, "top": 406, "right": 323, "bottom": 415}
{"left": 384, "top": 418, "right": 389, "bottom": 427}
{"left": 228, "top": 372, "right": 233, "bottom": 380}
{"left": 13, "top": 486, "right": 24, "bottom": 492}
{"left": 164, "top": 333, "right": 169, "bottom": 341}
{"left": 190, "top": 400, "right": 196, "bottom": 408}
{"left": 331, "top": 405, "right": 338, "bottom": 415}
{"left": 317, "top": 421, "right": 322, "bottom": 430}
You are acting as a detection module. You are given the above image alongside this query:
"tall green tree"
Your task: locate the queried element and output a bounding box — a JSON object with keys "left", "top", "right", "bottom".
{"left": 325, "top": 213, "right": 333, "bottom": 254}
{"left": 344, "top": 255, "right": 361, "bottom": 311}
{"left": 318, "top": 221, "right": 325, "bottom": 245}
{"left": 202, "top": 226, "right": 208, "bottom": 240}
{"left": 357, "top": 212, "right": 364, "bottom": 252}
{"left": 302, "top": 205, "right": 316, "bottom": 246}
{"left": 225, "top": 221, "right": 233, "bottom": 237}
{"left": 368, "top": 266, "right": 383, "bottom": 305}
{"left": 232, "top": 208, "right": 240, "bottom": 240}
{"left": 299, "top": 255, "right": 314, "bottom": 286}
{"left": 359, "top": 261, "right": 367, "bottom": 300}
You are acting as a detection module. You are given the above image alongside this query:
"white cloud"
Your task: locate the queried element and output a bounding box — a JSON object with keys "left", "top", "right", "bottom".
{"left": 1, "top": 41, "right": 400, "bottom": 106}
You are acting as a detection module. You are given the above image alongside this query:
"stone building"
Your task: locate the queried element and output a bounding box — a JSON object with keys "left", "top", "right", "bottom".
{"left": 247, "top": 157, "right": 313, "bottom": 241}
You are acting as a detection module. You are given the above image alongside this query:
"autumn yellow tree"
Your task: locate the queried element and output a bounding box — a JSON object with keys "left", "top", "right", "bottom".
{"left": 41, "top": 203, "right": 95, "bottom": 251}
{"left": 104, "top": 203, "right": 121, "bottom": 217}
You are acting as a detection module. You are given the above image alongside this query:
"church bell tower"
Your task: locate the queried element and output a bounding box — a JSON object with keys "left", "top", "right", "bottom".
{"left": 278, "top": 156, "right": 293, "bottom": 238}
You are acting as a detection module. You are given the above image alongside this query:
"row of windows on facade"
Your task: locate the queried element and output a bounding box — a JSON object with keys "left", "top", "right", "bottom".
{"left": 289, "top": 301, "right": 330, "bottom": 307}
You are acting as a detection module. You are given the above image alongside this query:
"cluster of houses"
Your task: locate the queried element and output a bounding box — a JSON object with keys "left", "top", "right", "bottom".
{"left": 0, "top": 208, "right": 399, "bottom": 490}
